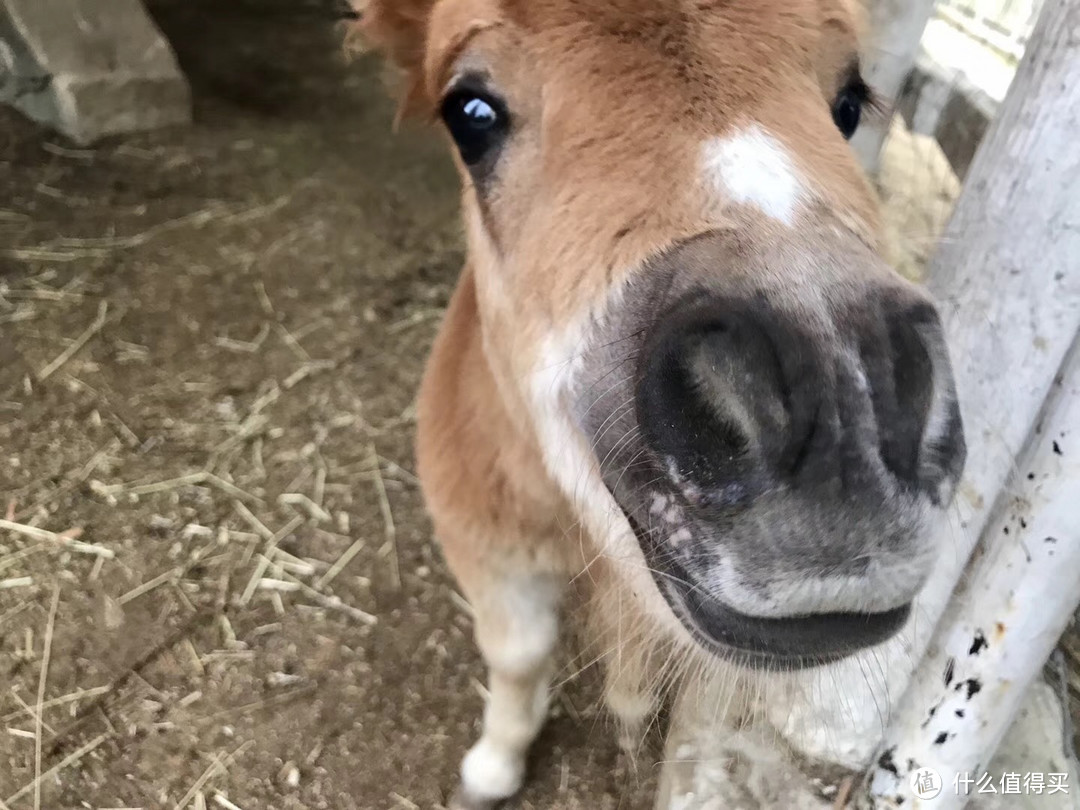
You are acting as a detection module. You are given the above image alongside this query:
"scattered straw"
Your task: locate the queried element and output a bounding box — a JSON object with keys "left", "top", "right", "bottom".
{"left": 278, "top": 493, "right": 331, "bottom": 523}
{"left": 239, "top": 555, "right": 273, "bottom": 607}
{"left": 313, "top": 462, "right": 326, "bottom": 509}
{"left": 4, "top": 733, "right": 109, "bottom": 805}
{"left": 0, "top": 685, "right": 111, "bottom": 724}
{"left": 233, "top": 501, "right": 274, "bottom": 542}
{"left": 315, "top": 537, "right": 365, "bottom": 591}
{"left": 197, "top": 685, "right": 317, "bottom": 724}
{"left": 213, "top": 323, "right": 270, "bottom": 354}
{"left": 34, "top": 585, "right": 60, "bottom": 810}
{"left": 224, "top": 193, "right": 292, "bottom": 224}
{"left": 213, "top": 793, "right": 244, "bottom": 810}
{"left": 282, "top": 360, "right": 335, "bottom": 390}
{"left": 118, "top": 567, "right": 182, "bottom": 605}
{"left": 0, "top": 305, "right": 38, "bottom": 324}
{"left": 386, "top": 309, "right": 441, "bottom": 335}
{"left": 37, "top": 301, "right": 108, "bottom": 381}
{"left": 0, "top": 519, "right": 113, "bottom": 558}
{"left": 368, "top": 444, "right": 399, "bottom": 589}
{"left": 0, "top": 577, "right": 33, "bottom": 590}
{"left": 248, "top": 385, "right": 281, "bottom": 416}
{"left": 5, "top": 248, "right": 108, "bottom": 262}
{"left": 448, "top": 589, "right": 473, "bottom": 618}
{"left": 272, "top": 567, "right": 377, "bottom": 625}
{"left": 254, "top": 281, "right": 274, "bottom": 316}
{"left": 833, "top": 776, "right": 854, "bottom": 809}
{"left": 20, "top": 206, "right": 224, "bottom": 258}
{"left": 7, "top": 692, "right": 56, "bottom": 736}
{"left": 274, "top": 322, "right": 310, "bottom": 362}
{"left": 256, "top": 578, "right": 300, "bottom": 593}
{"left": 183, "top": 640, "right": 206, "bottom": 677}
{"left": 173, "top": 741, "right": 251, "bottom": 810}
{"left": 96, "top": 472, "right": 261, "bottom": 505}
{"left": 238, "top": 514, "right": 303, "bottom": 606}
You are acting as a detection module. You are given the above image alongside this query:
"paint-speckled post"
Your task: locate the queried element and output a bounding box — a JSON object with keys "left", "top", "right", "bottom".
{"left": 765, "top": 0, "right": 1080, "bottom": 777}
{"left": 654, "top": 0, "right": 1078, "bottom": 802}
{"left": 865, "top": 0, "right": 1080, "bottom": 804}
{"left": 869, "top": 344, "right": 1080, "bottom": 808}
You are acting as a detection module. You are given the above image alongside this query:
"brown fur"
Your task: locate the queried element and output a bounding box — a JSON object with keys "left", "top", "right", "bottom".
{"left": 415, "top": 266, "right": 578, "bottom": 596}
{"left": 363, "top": 0, "right": 883, "bottom": 600}
{"left": 358, "top": 2, "right": 913, "bottom": 804}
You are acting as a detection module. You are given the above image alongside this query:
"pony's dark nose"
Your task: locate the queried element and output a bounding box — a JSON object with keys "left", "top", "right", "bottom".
{"left": 634, "top": 290, "right": 965, "bottom": 506}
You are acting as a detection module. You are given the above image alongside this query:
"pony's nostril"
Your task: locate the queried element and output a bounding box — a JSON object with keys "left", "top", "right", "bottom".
{"left": 785, "top": 400, "right": 822, "bottom": 477}
{"left": 860, "top": 294, "right": 965, "bottom": 493}
{"left": 635, "top": 299, "right": 784, "bottom": 490}
{"left": 636, "top": 294, "right": 831, "bottom": 494}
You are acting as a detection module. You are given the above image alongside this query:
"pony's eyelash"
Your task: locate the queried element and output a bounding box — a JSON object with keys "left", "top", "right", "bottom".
{"left": 845, "top": 72, "right": 888, "bottom": 120}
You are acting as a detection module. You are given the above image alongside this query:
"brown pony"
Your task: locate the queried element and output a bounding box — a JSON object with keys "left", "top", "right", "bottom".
{"left": 360, "top": 2, "right": 965, "bottom": 806}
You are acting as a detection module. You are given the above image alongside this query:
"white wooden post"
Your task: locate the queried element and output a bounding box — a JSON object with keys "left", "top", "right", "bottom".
{"left": 870, "top": 344, "right": 1080, "bottom": 808}
{"left": 864, "top": 0, "right": 1080, "bottom": 800}
{"left": 851, "top": 0, "right": 938, "bottom": 174}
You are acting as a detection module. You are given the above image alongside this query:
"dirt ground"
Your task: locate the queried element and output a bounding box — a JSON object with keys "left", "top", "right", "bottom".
{"left": 0, "top": 3, "right": 644, "bottom": 808}
{"left": 0, "top": 3, "right": 1075, "bottom": 810}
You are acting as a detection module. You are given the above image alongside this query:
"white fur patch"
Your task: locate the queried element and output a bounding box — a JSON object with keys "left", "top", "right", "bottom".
{"left": 478, "top": 576, "right": 561, "bottom": 676}
{"left": 527, "top": 327, "right": 692, "bottom": 644}
{"left": 701, "top": 126, "right": 804, "bottom": 225}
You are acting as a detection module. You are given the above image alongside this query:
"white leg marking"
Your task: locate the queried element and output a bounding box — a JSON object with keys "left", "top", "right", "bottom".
{"left": 459, "top": 576, "right": 562, "bottom": 805}
{"left": 701, "top": 125, "right": 805, "bottom": 225}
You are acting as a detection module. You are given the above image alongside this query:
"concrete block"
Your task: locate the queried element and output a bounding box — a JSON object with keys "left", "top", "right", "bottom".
{"left": 0, "top": 0, "right": 191, "bottom": 144}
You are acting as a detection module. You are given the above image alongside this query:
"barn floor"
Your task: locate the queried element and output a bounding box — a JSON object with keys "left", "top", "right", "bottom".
{"left": 0, "top": 3, "right": 1074, "bottom": 810}
{"left": 1, "top": 2, "right": 646, "bottom": 808}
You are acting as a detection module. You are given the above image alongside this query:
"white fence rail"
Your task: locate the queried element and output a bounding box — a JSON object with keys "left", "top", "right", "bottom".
{"left": 938, "top": 0, "right": 1045, "bottom": 60}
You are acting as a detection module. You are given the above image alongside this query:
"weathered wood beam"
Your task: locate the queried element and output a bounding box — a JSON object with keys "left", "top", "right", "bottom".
{"left": 851, "top": 0, "right": 938, "bottom": 174}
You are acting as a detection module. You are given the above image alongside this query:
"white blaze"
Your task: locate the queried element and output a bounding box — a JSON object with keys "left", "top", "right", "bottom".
{"left": 701, "top": 125, "right": 804, "bottom": 225}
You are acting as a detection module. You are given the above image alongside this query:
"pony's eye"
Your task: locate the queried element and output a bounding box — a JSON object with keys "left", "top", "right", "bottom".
{"left": 440, "top": 87, "right": 510, "bottom": 166}
{"left": 831, "top": 76, "right": 872, "bottom": 140}
{"left": 831, "top": 88, "right": 863, "bottom": 139}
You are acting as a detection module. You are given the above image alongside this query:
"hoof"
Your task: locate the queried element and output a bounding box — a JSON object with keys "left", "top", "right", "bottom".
{"left": 457, "top": 739, "right": 524, "bottom": 808}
